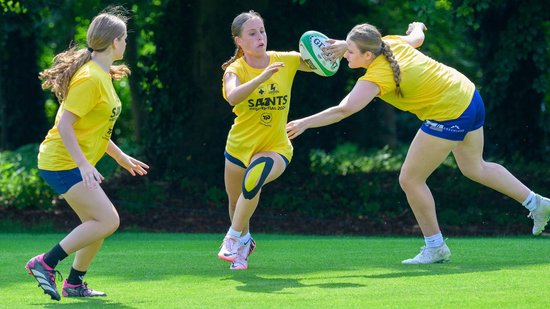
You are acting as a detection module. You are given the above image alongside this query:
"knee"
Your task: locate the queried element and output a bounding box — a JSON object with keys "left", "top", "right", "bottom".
{"left": 398, "top": 170, "right": 413, "bottom": 192}
{"left": 458, "top": 163, "right": 483, "bottom": 181}
{"left": 101, "top": 211, "right": 120, "bottom": 235}
{"left": 228, "top": 200, "right": 237, "bottom": 213}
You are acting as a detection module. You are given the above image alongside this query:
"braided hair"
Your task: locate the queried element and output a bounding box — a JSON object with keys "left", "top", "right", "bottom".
{"left": 221, "top": 10, "right": 263, "bottom": 70}
{"left": 347, "top": 23, "right": 403, "bottom": 97}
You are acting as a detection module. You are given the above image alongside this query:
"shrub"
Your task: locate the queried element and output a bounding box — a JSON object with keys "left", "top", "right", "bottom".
{"left": 0, "top": 144, "right": 55, "bottom": 209}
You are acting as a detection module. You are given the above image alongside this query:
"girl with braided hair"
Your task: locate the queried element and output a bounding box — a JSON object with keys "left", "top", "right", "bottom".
{"left": 25, "top": 6, "right": 149, "bottom": 301}
{"left": 287, "top": 22, "right": 550, "bottom": 264}
{"left": 217, "top": 10, "right": 315, "bottom": 270}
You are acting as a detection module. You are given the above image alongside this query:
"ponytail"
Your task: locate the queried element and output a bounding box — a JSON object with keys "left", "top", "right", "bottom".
{"left": 39, "top": 45, "right": 92, "bottom": 102}
{"left": 221, "top": 46, "right": 244, "bottom": 70}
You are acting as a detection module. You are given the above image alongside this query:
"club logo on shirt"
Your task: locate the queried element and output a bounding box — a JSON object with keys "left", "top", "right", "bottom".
{"left": 268, "top": 83, "right": 279, "bottom": 94}
{"left": 249, "top": 83, "right": 287, "bottom": 111}
{"left": 258, "top": 83, "right": 279, "bottom": 96}
{"left": 260, "top": 113, "right": 273, "bottom": 126}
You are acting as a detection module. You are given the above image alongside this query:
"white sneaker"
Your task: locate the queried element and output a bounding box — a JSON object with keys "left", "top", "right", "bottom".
{"left": 402, "top": 244, "right": 451, "bottom": 264}
{"left": 528, "top": 194, "right": 550, "bottom": 236}
{"left": 230, "top": 238, "right": 256, "bottom": 270}
{"left": 218, "top": 235, "right": 240, "bottom": 262}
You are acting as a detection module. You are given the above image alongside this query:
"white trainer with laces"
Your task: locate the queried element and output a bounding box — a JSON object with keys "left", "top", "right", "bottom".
{"left": 230, "top": 238, "right": 256, "bottom": 270}
{"left": 218, "top": 235, "right": 240, "bottom": 262}
{"left": 402, "top": 243, "right": 451, "bottom": 264}
{"left": 529, "top": 194, "right": 550, "bottom": 236}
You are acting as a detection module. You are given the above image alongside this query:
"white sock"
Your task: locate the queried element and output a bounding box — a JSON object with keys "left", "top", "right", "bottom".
{"left": 227, "top": 227, "right": 241, "bottom": 238}
{"left": 424, "top": 232, "right": 444, "bottom": 248}
{"left": 240, "top": 232, "right": 251, "bottom": 245}
{"left": 522, "top": 191, "right": 537, "bottom": 211}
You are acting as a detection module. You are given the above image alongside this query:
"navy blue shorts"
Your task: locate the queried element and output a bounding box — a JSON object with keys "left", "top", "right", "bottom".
{"left": 224, "top": 151, "right": 289, "bottom": 169}
{"left": 420, "top": 89, "right": 485, "bottom": 141}
{"left": 39, "top": 167, "right": 83, "bottom": 194}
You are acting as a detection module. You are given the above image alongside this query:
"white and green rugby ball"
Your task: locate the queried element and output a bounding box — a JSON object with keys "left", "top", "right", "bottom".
{"left": 299, "top": 30, "right": 340, "bottom": 77}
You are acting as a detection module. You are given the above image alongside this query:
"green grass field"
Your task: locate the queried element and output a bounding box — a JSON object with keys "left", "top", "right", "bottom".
{"left": 1, "top": 233, "right": 549, "bottom": 308}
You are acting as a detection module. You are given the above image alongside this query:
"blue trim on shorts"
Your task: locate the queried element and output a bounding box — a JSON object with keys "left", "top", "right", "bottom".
{"left": 420, "top": 89, "right": 485, "bottom": 141}
{"left": 224, "top": 151, "right": 290, "bottom": 168}
{"left": 39, "top": 167, "right": 82, "bottom": 194}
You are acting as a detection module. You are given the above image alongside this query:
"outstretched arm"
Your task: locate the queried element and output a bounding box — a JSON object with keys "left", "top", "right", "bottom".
{"left": 286, "top": 80, "right": 380, "bottom": 139}
{"left": 400, "top": 22, "right": 427, "bottom": 48}
{"left": 322, "top": 39, "right": 348, "bottom": 62}
{"left": 298, "top": 56, "right": 313, "bottom": 72}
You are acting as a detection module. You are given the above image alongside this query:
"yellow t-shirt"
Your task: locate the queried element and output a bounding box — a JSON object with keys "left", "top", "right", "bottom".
{"left": 222, "top": 51, "right": 300, "bottom": 166}
{"left": 38, "top": 61, "right": 122, "bottom": 170}
{"left": 359, "top": 35, "right": 475, "bottom": 121}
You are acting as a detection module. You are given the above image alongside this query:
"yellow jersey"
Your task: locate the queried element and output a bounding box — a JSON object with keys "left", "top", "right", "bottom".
{"left": 359, "top": 35, "right": 475, "bottom": 121}
{"left": 38, "top": 61, "right": 122, "bottom": 170}
{"left": 222, "top": 51, "right": 300, "bottom": 166}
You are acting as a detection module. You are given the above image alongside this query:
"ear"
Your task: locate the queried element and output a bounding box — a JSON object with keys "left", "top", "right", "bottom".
{"left": 362, "top": 51, "right": 374, "bottom": 61}
{"left": 234, "top": 36, "right": 242, "bottom": 48}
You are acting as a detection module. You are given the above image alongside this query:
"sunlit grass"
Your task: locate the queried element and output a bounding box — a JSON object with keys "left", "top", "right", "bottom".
{"left": 1, "top": 233, "right": 549, "bottom": 308}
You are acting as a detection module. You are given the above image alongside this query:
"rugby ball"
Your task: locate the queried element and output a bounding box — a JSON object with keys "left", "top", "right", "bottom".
{"left": 299, "top": 30, "right": 340, "bottom": 77}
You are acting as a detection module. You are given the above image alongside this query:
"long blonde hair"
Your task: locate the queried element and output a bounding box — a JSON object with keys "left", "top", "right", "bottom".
{"left": 39, "top": 6, "right": 131, "bottom": 102}
{"left": 348, "top": 23, "right": 403, "bottom": 97}
{"left": 221, "top": 10, "right": 263, "bottom": 70}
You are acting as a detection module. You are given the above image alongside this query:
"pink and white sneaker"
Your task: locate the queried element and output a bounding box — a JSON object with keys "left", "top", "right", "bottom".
{"left": 62, "top": 280, "right": 106, "bottom": 297}
{"left": 218, "top": 235, "right": 240, "bottom": 262}
{"left": 230, "top": 237, "right": 256, "bottom": 270}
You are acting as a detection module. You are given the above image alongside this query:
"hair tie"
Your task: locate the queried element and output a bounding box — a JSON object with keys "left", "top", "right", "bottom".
{"left": 87, "top": 47, "right": 94, "bottom": 53}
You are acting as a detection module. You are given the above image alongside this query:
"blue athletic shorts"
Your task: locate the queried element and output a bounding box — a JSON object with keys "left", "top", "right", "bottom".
{"left": 39, "top": 167, "right": 83, "bottom": 194}
{"left": 420, "top": 89, "right": 485, "bottom": 141}
{"left": 224, "top": 151, "right": 289, "bottom": 169}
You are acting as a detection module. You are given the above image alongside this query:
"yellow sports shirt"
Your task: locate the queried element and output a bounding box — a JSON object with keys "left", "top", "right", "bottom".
{"left": 38, "top": 61, "right": 122, "bottom": 170}
{"left": 222, "top": 51, "right": 300, "bottom": 166}
{"left": 359, "top": 35, "right": 475, "bottom": 121}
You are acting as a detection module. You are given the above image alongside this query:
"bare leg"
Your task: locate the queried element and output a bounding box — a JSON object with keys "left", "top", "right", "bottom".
{"left": 399, "top": 130, "right": 458, "bottom": 237}
{"left": 58, "top": 182, "right": 120, "bottom": 270}
{"left": 224, "top": 159, "right": 248, "bottom": 233}
{"left": 452, "top": 127, "right": 530, "bottom": 202}
{"left": 231, "top": 152, "right": 287, "bottom": 232}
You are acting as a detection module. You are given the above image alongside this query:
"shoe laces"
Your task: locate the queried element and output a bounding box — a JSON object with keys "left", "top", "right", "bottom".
{"left": 222, "top": 236, "right": 239, "bottom": 252}
{"left": 528, "top": 211, "right": 542, "bottom": 222}
{"left": 80, "top": 282, "right": 93, "bottom": 295}
{"left": 47, "top": 268, "right": 63, "bottom": 286}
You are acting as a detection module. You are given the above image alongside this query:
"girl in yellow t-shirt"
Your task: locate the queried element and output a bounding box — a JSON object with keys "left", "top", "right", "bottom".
{"left": 25, "top": 7, "right": 149, "bottom": 301}
{"left": 287, "top": 22, "right": 550, "bottom": 264}
{"left": 217, "top": 10, "right": 315, "bottom": 270}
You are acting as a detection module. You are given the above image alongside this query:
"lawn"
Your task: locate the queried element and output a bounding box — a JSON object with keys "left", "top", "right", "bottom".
{"left": 1, "top": 233, "right": 549, "bottom": 308}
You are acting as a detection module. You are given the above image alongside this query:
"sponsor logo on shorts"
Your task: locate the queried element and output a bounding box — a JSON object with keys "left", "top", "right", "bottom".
{"left": 425, "top": 120, "right": 464, "bottom": 133}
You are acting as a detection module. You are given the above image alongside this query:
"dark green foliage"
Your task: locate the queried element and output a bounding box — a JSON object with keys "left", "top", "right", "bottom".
{"left": 1, "top": 0, "right": 549, "bottom": 234}
{"left": 0, "top": 5, "right": 48, "bottom": 150}
{"left": 470, "top": 0, "right": 550, "bottom": 160}
{"left": 0, "top": 144, "right": 55, "bottom": 208}
{"left": 0, "top": 142, "right": 542, "bottom": 234}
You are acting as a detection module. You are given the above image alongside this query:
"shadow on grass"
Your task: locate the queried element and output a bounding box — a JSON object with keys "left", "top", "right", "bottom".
{"left": 5, "top": 234, "right": 549, "bottom": 292}
{"left": 40, "top": 298, "right": 136, "bottom": 308}
{"left": 225, "top": 273, "right": 364, "bottom": 294}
